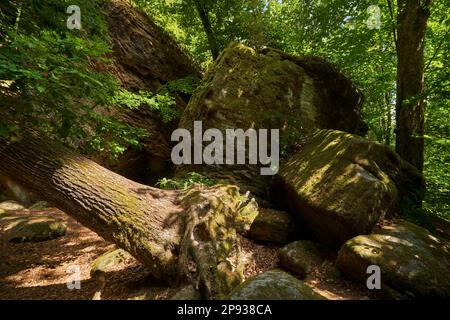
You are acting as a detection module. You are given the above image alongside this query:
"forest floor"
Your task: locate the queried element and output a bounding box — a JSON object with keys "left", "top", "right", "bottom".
{"left": 0, "top": 208, "right": 390, "bottom": 300}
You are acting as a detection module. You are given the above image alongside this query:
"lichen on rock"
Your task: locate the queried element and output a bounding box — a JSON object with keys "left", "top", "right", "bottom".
{"left": 0, "top": 212, "right": 66, "bottom": 243}
{"left": 279, "top": 240, "right": 328, "bottom": 277}
{"left": 336, "top": 219, "right": 450, "bottom": 299}
{"left": 176, "top": 42, "right": 366, "bottom": 198}
{"left": 227, "top": 269, "right": 326, "bottom": 300}
{"left": 276, "top": 129, "right": 425, "bottom": 246}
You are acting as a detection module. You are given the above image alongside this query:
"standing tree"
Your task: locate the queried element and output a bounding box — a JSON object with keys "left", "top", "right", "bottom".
{"left": 191, "top": 0, "right": 220, "bottom": 60}
{"left": 395, "top": 0, "right": 432, "bottom": 172}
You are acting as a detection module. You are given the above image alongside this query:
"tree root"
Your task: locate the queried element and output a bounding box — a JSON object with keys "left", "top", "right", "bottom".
{"left": 176, "top": 184, "right": 259, "bottom": 299}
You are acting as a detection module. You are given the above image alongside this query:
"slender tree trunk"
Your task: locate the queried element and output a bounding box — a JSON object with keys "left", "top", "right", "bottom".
{"left": 395, "top": 0, "right": 431, "bottom": 172}
{"left": 384, "top": 92, "right": 392, "bottom": 146}
{"left": 192, "top": 0, "right": 220, "bottom": 60}
{"left": 0, "top": 132, "right": 258, "bottom": 299}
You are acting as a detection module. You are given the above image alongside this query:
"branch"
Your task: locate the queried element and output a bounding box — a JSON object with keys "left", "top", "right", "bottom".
{"left": 425, "top": 28, "right": 449, "bottom": 72}
{"left": 386, "top": 0, "right": 398, "bottom": 52}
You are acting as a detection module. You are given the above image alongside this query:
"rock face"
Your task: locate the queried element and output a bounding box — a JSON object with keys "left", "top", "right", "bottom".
{"left": 94, "top": 0, "right": 202, "bottom": 184}
{"left": 177, "top": 43, "right": 366, "bottom": 197}
{"left": 246, "top": 208, "right": 299, "bottom": 244}
{"left": 276, "top": 129, "right": 425, "bottom": 246}
{"left": 279, "top": 241, "right": 327, "bottom": 277}
{"left": 0, "top": 212, "right": 66, "bottom": 242}
{"left": 336, "top": 219, "right": 450, "bottom": 299}
{"left": 228, "top": 269, "right": 326, "bottom": 300}
{"left": 106, "top": 0, "right": 201, "bottom": 94}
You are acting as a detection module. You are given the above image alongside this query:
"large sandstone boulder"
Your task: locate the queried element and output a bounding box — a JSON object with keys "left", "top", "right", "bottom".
{"left": 227, "top": 269, "right": 326, "bottom": 300}
{"left": 336, "top": 219, "right": 450, "bottom": 299}
{"left": 276, "top": 129, "right": 424, "bottom": 246}
{"left": 176, "top": 43, "right": 366, "bottom": 197}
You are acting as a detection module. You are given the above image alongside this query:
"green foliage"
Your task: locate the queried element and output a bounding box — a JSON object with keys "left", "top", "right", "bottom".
{"left": 159, "top": 75, "right": 201, "bottom": 95}
{"left": 156, "top": 172, "right": 218, "bottom": 190}
{"left": 138, "top": 0, "right": 449, "bottom": 222}
{"left": 112, "top": 89, "right": 178, "bottom": 123}
{"left": 0, "top": 0, "right": 181, "bottom": 160}
{"left": 422, "top": 0, "right": 450, "bottom": 222}
{"left": 1, "top": 0, "right": 448, "bottom": 220}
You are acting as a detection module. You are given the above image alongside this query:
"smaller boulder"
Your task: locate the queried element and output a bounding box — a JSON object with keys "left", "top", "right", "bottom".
{"left": 29, "top": 201, "right": 51, "bottom": 211}
{"left": 0, "top": 200, "right": 25, "bottom": 214}
{"left": 279, "top": 241, "right": 328, "bottom": 277}
{"left": 336, "top": 219, "right": 450, "bottom": 299}
{"left": 90, "top": 248, "right": 132, "bottom": 277}
{"left": 0, "top": 212, "right": 66, "bottom": 243}
{"left": 246, "top": 208, "right": 299, "bottom": 244}
{"left": 228, "top": 269, "right": 326, "bottom": 300}
{"left": 170, "top": 285, "right": 202, "bottom": 300}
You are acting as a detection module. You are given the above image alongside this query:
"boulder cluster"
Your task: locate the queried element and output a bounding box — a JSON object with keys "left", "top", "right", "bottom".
{"left": 171, "top": 43, "right": 449, "bottom": 300}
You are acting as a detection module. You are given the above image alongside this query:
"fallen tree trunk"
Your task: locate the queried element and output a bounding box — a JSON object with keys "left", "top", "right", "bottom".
{"left": 0, "top": 132, "right": 258, "bottom": 299}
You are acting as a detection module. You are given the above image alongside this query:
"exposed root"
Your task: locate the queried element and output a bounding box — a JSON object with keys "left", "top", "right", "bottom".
{"left": 176, "top": 184, "right": 259, "bottom": 299}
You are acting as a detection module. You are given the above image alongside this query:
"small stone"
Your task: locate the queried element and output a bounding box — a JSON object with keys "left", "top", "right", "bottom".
{"left": 29, "top": 201, "right": 51, "bottom": 211}
{"left": 170, "top": 285, "right": 202, "bottom": 300}
{"left": 279, "top": 240, "right": 327, "bottom": 277}
{"left": 90, "top": 248, "right": 132, "bottom": 277}
{"left": 246, "top": 208, "right": 299, "bottom": 244}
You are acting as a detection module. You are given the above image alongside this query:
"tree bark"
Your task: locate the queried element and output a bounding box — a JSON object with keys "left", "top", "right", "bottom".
{"left": 0, "top": 132, "right": 258, "bottom": 299}
{"left": 395, "top": 0, "right": 431, "bottom": 172}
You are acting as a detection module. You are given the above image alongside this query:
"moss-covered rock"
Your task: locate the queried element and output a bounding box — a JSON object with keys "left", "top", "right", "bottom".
{"left": 176, "top": 43, "right": 366, "bottom": 197}
{"left": 279, "top": 241, "right": 328, "bottom": 277}
{"left": 276, "top": 129, "right": 425, "bottom": 246}
{"left": 170, "top": 285, "right": 202, "bottom": 300}
{"left": 246, "top": 208, "right": 300, "bottom": 244}
{"left": 336, "top": 219, "right": 450, "bottom": 299}
{"left": 29, "top": 201, "right": 51, "bottom": 211}
{"left": 90, "top": 248, "right": 132, "bottom": 277}
{"left": 228, "top": 269, "right": 326, "bottom": 300}
{"left": 0, "top": 200, "right": 25, "bottom": 214}
{"left": 0, "top": 213, "right": 66, "bottom": 242}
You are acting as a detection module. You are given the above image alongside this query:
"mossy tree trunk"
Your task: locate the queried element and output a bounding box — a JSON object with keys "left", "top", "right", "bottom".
{"left": 0, "top": 132, "right": 258, "bottom": 299}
